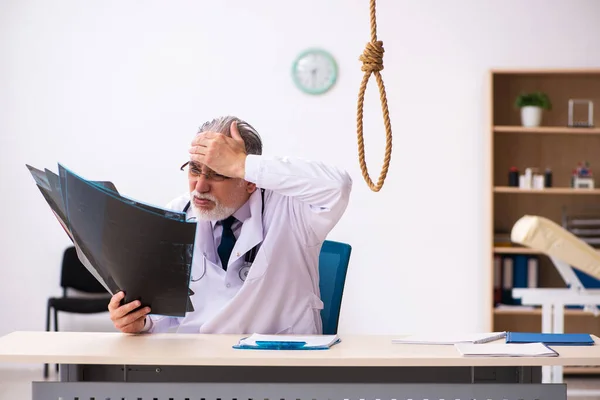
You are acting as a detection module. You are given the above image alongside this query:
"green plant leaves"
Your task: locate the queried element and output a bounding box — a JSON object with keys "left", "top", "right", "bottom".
{"left": 515, "top": 92, "right": 552, "bottom": 110}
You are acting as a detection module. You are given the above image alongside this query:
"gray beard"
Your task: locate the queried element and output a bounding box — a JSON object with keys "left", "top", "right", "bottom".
{"left": 192, "top": 203, "right": 236, "bottom": 221}
{"left": 190, "top": 190, "right": 237, "bottom": 221}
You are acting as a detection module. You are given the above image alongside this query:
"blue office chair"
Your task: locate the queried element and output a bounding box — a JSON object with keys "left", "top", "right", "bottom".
{"left": 318, "top": 240, "right": 352, "bottom": 334}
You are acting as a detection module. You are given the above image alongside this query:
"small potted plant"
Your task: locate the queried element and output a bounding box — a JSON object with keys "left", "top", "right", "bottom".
{"left": 514, "top": 92, "right": 552, "bottom": 127}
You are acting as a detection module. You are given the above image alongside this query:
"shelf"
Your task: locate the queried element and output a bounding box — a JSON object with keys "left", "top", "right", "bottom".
{"left": 494, "top": 246, "right": 600, "bottom": 255}
{"left": 493, "top": 247, "right": 540, "bottom": 255}
{"left": 564, "top": 366, "right": 600, "bottom": 375}
{"left": 494, "top": 307, "right": 596, "bottom": 316}
{"left": 489, "top": 70, "right": 600, "bottom": 339}
{"left": 490, "top": 68, "right": 600, "bottom": 75}
{"left": 494, "top": 126, "right": 600, "bottom": 135}
{"left": 494, "top": 186, "right": 600, "bottom": 195}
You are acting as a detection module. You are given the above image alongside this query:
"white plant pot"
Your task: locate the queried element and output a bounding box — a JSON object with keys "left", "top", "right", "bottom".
{"left": 521, "top": 106, "right": 543, "bottom": 127}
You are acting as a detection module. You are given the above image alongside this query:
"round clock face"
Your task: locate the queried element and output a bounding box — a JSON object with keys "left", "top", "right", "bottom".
{"left": 292, "top": 49, "right": 338, "bottom": 95}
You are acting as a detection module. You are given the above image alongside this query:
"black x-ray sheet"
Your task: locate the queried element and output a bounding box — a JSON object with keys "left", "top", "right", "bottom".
{"left": 26, "top": 163, "right": 197, "bottom": 317}
{"left": 26, "top": 165, "right": 121, "bottom": 294}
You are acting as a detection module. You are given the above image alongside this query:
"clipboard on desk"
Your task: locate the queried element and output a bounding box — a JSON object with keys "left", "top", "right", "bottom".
{"left": 233, "top": 334, "right": 341, "bottom": 350}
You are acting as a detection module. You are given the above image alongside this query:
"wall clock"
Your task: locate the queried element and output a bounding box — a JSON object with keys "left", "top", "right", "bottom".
{"left": 291, "top": 48, "right": 338, "bottom": 95}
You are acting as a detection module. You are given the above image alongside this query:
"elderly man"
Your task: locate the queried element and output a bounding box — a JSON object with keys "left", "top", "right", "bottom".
{"left": 108, "top": 116, "right": 352, "bottom": 334}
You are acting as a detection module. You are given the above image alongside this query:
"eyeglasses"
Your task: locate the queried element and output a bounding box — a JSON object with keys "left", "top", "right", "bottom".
{"left": 180, "top": 161, "right": 230, "bottom": 182}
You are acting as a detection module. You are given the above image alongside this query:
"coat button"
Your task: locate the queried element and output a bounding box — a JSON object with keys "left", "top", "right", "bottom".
{"left": 226, "top": 283, "right": 231, "bottom": 288}
{"left": 236, "top": 252, "right": 240, "bottom": 257}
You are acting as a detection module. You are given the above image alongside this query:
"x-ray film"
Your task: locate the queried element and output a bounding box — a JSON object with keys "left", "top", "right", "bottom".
{"left": 26, "top": 164, "right": 51, "bottom": 191}
{"left": 27, "top": 163, "right": 197, "bottom": 317}
{"left": 83, "top": 174, "right": 187, "bottom": 223}
{"left": 30, "top": 165, "right": 121, "bottom": 293}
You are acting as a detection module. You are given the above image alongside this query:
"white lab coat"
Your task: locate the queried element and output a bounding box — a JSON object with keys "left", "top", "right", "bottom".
{"left": 143, "top": 154, "right": 352, "bottom": 334}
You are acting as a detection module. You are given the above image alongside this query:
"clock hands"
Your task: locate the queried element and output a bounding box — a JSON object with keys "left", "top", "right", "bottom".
{"left": 291, "top": 49, "right": 337, "bottom": 95}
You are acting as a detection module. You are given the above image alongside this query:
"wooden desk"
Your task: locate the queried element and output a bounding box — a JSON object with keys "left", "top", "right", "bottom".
{"left": 2, "top": 331, "right": 599, "bottom": 400}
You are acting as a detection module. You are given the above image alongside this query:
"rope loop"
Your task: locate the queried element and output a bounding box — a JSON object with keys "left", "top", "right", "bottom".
{"left": 356, "top": 0, "right": 393, "bottom": 192}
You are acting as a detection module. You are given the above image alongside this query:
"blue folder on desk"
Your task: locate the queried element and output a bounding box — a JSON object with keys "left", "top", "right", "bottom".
{"left": 506, "top": 332, "right": 594, "bottom": 346}
{"left": 233, "top": 334, "right": 341, "bottom": 350}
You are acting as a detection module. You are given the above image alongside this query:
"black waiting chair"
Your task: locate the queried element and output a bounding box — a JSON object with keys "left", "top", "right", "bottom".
{"left": 44, "top": 246, "right": 111, "bottom": 378}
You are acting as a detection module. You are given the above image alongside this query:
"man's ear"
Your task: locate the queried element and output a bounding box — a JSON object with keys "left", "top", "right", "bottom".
{"left": 245, "top": 181, "right": 257, "bottom": 194}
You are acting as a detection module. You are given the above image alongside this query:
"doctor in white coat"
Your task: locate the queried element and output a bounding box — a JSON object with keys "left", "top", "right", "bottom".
{"left": 108, "top": 115, "right": 352, "bottom": 335}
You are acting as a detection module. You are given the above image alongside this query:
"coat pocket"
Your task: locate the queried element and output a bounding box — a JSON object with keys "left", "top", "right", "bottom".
{"left": 244, "top": 248, "right": 269, "bottom": 282}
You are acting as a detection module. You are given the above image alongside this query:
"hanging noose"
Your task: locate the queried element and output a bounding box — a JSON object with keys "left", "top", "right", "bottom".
{"left": 356, "top": 0, "right": 393, "bottom": 192}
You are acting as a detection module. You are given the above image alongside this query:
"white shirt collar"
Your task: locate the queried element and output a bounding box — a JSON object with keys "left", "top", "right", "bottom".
{"left": 210, "top": 197, "right": 252, "bottom": 229}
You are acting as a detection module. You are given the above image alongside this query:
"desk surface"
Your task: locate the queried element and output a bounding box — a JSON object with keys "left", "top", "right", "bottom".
{"left": 0, "top": 331, "right": 599, "bottom": 367}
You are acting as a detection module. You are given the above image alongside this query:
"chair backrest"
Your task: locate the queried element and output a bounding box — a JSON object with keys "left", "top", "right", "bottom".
{"left": 60, "top": 246, "right": 107, "bottom": 294}
{"left": 318, "top": 240, "right": 351, "bottom": 335}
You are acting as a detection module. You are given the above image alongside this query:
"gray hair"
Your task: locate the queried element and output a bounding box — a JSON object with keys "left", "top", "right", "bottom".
{"left": 198, "top": 116, "right": 263, "bottom": 155}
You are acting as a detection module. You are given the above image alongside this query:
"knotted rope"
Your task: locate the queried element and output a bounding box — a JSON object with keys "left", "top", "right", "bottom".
{"left": 356, "top": 0, "right": 393, "bottom": 192}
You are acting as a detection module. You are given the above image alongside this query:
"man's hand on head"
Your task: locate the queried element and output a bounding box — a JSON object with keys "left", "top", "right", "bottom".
{"left": 189, "top": 120, "right": 247, "bottom": 179}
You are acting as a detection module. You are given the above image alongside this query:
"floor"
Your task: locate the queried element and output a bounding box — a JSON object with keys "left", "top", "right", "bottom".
{"left": 567, "top": 375, "right": 600, "bottom": 400}
{"left": 1, "top": 367, "right": 600, "bottom": 400}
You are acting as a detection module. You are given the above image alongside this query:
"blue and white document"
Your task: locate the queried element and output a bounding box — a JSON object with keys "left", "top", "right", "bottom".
{"left": 234, "top": 334, "right": 341, "bottom": 350}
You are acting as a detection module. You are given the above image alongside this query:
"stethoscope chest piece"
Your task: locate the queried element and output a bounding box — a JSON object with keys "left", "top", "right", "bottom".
{"left": 239, "top": 264, "right": 251, "bottom": 281}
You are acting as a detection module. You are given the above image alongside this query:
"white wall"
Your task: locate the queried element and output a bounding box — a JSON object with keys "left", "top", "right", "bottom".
{"left": 1, "top": 0, "right": 599, "bottom": 340}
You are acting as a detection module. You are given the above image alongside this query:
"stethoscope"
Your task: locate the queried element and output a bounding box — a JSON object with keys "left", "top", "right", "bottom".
{"left": 185, "top": 189, "right": 264, "bottom": 283}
